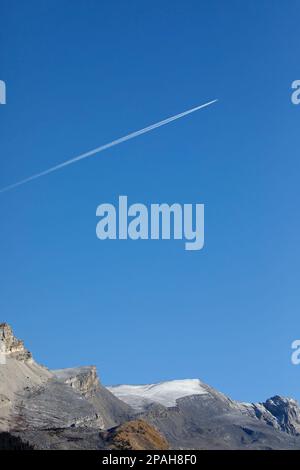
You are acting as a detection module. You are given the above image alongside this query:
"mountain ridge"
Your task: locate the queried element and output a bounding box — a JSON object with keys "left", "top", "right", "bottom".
{"left": 1, "top": 323, "right": 300, "bottom": 450}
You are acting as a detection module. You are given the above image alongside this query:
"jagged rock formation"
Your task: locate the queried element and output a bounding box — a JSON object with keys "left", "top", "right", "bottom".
{"left": 0, "top": 323, "right": 31, "bottom": 362}
{"left": 240, "top": 396, "right": 300, "bottom": 435}
{"left": 54, "top": 367, "right": 100, "bottom": 397}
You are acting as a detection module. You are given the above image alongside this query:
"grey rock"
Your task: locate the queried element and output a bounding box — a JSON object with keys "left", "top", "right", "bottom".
{"left": 53, "top": 367, "right": 133, "bottom": 429}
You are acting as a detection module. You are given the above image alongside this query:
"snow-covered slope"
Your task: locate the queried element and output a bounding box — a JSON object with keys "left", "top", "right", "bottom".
{"left": 108, "top": 379, "right": 208, "bottom": 411}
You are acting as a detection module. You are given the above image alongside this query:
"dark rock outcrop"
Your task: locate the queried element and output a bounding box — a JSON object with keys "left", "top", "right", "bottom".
{"left": 0, "top": 432, "right": 34, "bottom": 450}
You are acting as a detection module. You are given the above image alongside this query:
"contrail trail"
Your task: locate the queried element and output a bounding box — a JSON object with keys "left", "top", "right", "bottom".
{"left": 0, "top": 99, "right": 217, "bottom": 194}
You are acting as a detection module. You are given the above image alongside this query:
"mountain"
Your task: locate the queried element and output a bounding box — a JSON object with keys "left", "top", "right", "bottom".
{"left": 0, "top": 323, "right": 161, "bottom": 449}
{"left": 1, "top": 322, "right": 300, "bottom": 450}
{"left": 110, "top": 380, "right": 300, "bottom": 449}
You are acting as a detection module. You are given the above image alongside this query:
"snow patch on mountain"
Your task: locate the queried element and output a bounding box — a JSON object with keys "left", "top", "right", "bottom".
{"left": 108, "top": 379, "right": 208, "bottom": 411}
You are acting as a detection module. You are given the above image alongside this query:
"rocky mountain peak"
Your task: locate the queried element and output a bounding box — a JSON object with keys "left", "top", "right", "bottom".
{"left": 53, "top": 366, "right": 100, "bottom": 397}
{"left": 0, "top": 323, "right": 32, "bottom": 362}
{"left": 263, "top": 395, "right": 300, "bottom": 435}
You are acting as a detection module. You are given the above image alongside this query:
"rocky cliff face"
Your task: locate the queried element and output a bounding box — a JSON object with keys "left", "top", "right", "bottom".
{"left": 53, "top": 366, "right": 100, "bottom": 397}
{"left": 0, "top": 324, "right": 134, "bottom": 441}
{"left": 257, "top": 396, "right": 300, "bottom": 435}
{"left": 52, "top": 367, "right": 133, "bottom": 430}
{"left": 233, "top": 396, "right": 300, "bottom": 437}
{"left": 0, "top": 323, "right": 31, "bottom": 362}
{"left": 0, "top": 325, "right": 52, "bottom": 432}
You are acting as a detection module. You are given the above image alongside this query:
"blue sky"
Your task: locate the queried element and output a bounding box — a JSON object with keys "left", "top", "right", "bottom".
{"left": 0, "top": 0, "right": 299, "bottom": 403}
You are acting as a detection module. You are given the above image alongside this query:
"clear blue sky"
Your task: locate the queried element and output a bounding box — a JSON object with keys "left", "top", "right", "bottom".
{"left": 0, "top": 0, "right": 299, "bottom": 403}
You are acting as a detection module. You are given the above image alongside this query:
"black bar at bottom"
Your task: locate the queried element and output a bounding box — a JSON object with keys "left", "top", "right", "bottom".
{"left": 0, "top": 449, "right": 299, "bottom": 465}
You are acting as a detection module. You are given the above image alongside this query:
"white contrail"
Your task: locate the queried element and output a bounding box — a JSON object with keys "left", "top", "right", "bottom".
{"left": 0, "top": 99, "right": 217, "bottom": 194}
